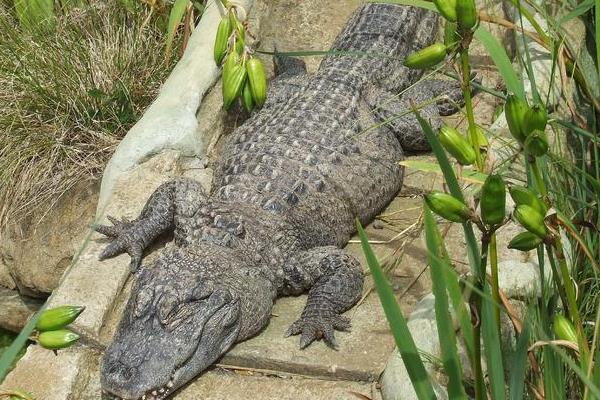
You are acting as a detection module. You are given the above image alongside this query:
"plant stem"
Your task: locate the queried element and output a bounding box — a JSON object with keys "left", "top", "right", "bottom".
{"left": 459, "top": 47, "right": 483, "bottom": 171}
{"left": 529, "top": 155, "right": 547, "bottom": 196}
{"left": 489, "top": 232, "right": 501, "bottom": 330}
{"left": 473, "top": 234, "right": 490, "bottom": 400}
{"left": 553, "top": 235, "right": 590, "bottom": 368}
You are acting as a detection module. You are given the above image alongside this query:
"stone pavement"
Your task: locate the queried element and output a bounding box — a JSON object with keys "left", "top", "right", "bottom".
{"left": 0, "top": 0, "right": 453, "bottom": 397}
{"left": 1, "top": 151, "right": 440, "bottom": 399}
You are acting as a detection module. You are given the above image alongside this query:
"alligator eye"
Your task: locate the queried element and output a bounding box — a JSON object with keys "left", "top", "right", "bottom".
{"left": 158, "top": 295, "right": 178, "bottom": 325}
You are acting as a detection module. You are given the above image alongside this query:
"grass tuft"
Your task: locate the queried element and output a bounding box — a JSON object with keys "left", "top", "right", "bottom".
{"left": 0, "top": 1, "right": 175, "bottom": 227}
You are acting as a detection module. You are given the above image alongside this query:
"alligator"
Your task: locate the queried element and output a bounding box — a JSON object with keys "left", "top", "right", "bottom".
{"left": 96, "top": 3, "right": 463, "bottom": 399}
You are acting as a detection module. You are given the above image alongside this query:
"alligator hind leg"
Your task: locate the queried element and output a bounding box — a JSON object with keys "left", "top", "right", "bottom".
{"left": 282, "top": 246, "right": 364, "bottom": 349}
{"left": 365, "top": 78, "right": 464, "bottom": 151}
{"left": 93, "top": 178, "right": 206, "bottom": 271}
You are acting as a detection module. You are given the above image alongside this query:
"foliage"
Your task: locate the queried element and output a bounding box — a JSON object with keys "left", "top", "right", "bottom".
{"left": 0, "top": 1, "right": 175, "bottom": 227}
{"left": 360, "top": 0, "right": 600, "bottom": 398}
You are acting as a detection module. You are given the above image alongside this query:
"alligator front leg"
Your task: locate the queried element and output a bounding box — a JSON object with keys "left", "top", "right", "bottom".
{"left": 283, "top": 246, "right": 364, "bottom": 349}
{"left": 94, "top": 178, "right": 206, "bottom": 271}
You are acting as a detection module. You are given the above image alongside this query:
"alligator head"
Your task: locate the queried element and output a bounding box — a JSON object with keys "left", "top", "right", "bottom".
{"left": 101, "top": 248, "right": 241, "bottom": 400}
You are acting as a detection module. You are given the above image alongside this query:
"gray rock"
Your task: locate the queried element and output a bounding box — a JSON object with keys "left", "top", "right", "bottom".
{"left": 221, "top": 293, "right": 395, "bottom": 382}
{"left": 0, "top": 345, "right": 100, "bottom": 400}
{"left": 176, "top": 370, "right": 379, "bottom": 400}
{"left": 380, "top": 295, "right": 448, "bottom": 400}
{"left": 0, "top": 288, "right": 43, "bottom": 333}
{"left": 0, "top": 181, "right": 99, "bottom": 298}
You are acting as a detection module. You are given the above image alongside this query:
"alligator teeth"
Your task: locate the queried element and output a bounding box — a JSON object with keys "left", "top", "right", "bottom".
{"left": 167, "top": 381, "right": 174, "bottom": 388}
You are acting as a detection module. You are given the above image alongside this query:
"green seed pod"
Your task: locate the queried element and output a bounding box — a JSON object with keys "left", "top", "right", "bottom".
{"left": 35, "top": 305, "right": 85, "bottom": 332}
{"left": 523, "top": 103, "right": 548, "bottom": 135}
{"left": 434, "top": 0, "right": 458, "bottom": 22}
{"left": 246, "top": 57, "right": 267, "bottom": 107}
{"left": 444, "top": 22, "right": 460, "bottom": 49}
{"left": 508, "top": 231, "right": 543, "bottom": 251}
{"left": 480, "top": 174, "right": 506, "bottom": 225}
{"left": 553, "top": 314, "right": 578, "bottom": 343}
{"left": 222, "top": 53, "right": 247, "bottom": 109}
{"left": 425, "top": 191, "right": 471, "bottom": 223}
{"left": 242, "top": 81, "right": 254, "bottom": 113}
{"left": 456, "top": 0, "right": 478, "bottom": 32}
{"left": 438, "top": 126, "right": 476, "bottom": 165}
{"left": 505, "top": 94, "right": 529, "bottom": 144}
{"left": 38, "top": 329, "right": 80, "bottom": 350}
{"left": 222, "top": 51, "right": 239, "bottom": 77}
{"left": 524, "top": 129, "right": 549, "bottom": 157}
{"left": 514, "top": 205, "right": 548, "bottom": 239}
{"left": 509, "top": 186, "right": 547, "bottom": 215}
{"left": 404, "top": 43, "right": 448, "bottom": 69}
{"left": 213, "top": 14, "right": 232, "bottom": 65}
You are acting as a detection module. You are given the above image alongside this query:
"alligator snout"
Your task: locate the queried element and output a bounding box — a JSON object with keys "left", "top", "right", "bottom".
{"left": 105, "top": 359, "right": 138, "bottom": 386}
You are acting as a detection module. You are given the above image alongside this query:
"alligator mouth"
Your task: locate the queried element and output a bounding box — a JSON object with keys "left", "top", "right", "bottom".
{"left": 102, "top": 372, "right": 176, "bottom": 400}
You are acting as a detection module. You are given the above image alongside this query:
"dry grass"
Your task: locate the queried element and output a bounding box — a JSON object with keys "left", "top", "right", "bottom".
{"left": 0, "top": 1, "right": 175, "bottom": 227}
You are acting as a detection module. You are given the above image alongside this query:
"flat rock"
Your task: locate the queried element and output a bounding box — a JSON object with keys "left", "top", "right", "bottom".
{"left": 380, "top": 295, "right": 448, "bottom": 400}
{"left": 0, "top": 344, "right": 100, "bottom": 400}
{"left": 0, "top": 180, "right": 99, "bottom": 298}
{"left": 0, "top": 288, "right": 43, "bottom": 332}
{"left": 221, "top": 292, "right": 394, "bottom": 382}
{"left": 176, "top": 370, "right": 380, "bottom": 400}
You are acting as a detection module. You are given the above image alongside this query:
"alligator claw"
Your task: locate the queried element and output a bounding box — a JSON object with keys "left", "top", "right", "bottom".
{"left": 285, "top": 314, "right": 351, "bottom": 350}
{"left": 93, "top": 215, "right": 144, "bottom": 272}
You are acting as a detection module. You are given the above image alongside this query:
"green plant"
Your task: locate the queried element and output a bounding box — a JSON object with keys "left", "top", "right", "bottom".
{"left": 215, "top": 0, "right": 266, "bottom": 112}
{"left": 0, "top": 1, "right": 174, "bottom": 228}
{"left": 360, "top": 0, "right": 600, "bottom": 398}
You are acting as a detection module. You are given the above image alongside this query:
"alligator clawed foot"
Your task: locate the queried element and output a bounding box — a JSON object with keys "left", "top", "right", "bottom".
{"left": 285, "top": 314, "right": 351, "bottom": 350}
{"left": 92, "top": 215, "right": 143, "bottom": 272}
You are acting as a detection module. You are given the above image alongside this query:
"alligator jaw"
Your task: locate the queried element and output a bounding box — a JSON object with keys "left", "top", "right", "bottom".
{"left": 102, "top": 373, "right": 174, "bottom": 399}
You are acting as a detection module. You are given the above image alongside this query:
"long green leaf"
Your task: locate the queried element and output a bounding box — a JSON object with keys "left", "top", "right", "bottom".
{"left": 424, "top": 206, "right": 468, "bottom": 400}
{"left": 482, "top": 287, "right": 506, "bottom": 400}
{"left": 399, "top": 160, "right": 488, "bottom": 184}
{"left": 550, "top": 343, "right": 600, "bottom": 398}
{"left": 509, "top": 320, "right": 530, "bottom": 400}
{"left": 559, "top": 0, "right": 594, "bottom": 23}
{"left": 165, "top": 0, "right": 189, "bottom": 61}
{"left": 443, "top": 261, "right": 475, "bottom": 368}
{"left": 474, "top": 27, "right": 525, "bottom": 99}
{"left": 593, "top": 346, "right": 600, "bottom": 393}
{"left": 357, "top": 220, "right": 437, "bottom": 400}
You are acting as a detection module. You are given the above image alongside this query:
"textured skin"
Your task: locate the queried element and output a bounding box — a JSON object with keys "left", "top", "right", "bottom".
{"left": 96, "top": 4, "right": 461, "bottom": 400}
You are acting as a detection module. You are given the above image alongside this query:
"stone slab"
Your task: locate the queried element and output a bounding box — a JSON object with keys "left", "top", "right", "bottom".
{"left": 221, "top": 293, "right": 394, "bottom": 382}
{"left": 176, "top": 370, "right": 380, "bottom": 400}
{"left": 0, "top": 344, "right": 99, "bottom": 400}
